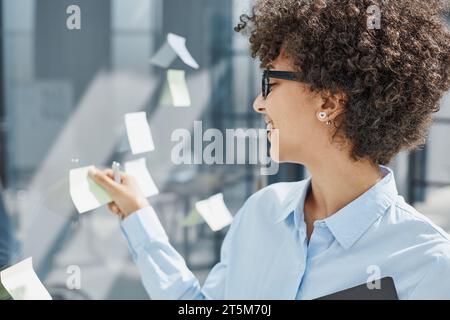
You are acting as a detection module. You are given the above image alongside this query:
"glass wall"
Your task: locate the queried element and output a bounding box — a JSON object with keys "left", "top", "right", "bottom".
{"left": 0, "top": 0, "right": 269, "bottom": 299}
{"left": 0, "top": 0, "right": 449, "bottom": 299}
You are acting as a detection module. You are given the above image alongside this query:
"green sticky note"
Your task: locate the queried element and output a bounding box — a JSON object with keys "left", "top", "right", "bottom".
{"left": 159, "top": 81, "right": 173, "bottom": 106}
{"left": 167, "top": 69, "right": 191, "bottom": 107}
{"left": 0, "top": 272, "right": 12, "bottom": 300}
{"left": 182, "top": 208, "right": 204, "bottom": 227}
{"left": 69, "top": 166, "right": 112, "bottom": 214}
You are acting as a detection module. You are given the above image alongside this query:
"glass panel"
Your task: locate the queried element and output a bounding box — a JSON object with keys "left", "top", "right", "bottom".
{"left": 0, "top": 0, "right": 263, "bottom": 299}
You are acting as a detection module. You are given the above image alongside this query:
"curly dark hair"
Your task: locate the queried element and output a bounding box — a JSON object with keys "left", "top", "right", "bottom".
{"left": 235, "top": 0, "right": 450, "bottom": 165}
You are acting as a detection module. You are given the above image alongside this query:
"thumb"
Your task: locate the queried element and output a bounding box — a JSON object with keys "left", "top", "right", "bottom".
{"left": 88, "top": 167, "right": 121, "bottom": 196}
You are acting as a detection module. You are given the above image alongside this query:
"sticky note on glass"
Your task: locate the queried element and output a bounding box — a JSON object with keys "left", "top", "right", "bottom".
{"left": 167, "top": 70, "right": 191, "bottom": 107}
{"left": 0, "top": 257, "right": 52, "bottom": 300}
{"left": 124, "top": 158, "right": 159, "bottom": 198}
{"left": 167, "top": 33, "right": 199, "bottom": 69}
{"left": 149, "top": 42, "right": 177, "bottom": 68}
{"left": 195, "top": 193, "right": 233, "bottom": 232}
{"left": 125, "top": 112, "right": 155, "bottom": 155}
{"left": 182, "top": 208, "right": 204, "bottom": 227}
{"left": 158, "top": 81, "right": 173, "bottom": 106}
{"left": 69, "top": 166, "right": 112, "bottom": 214}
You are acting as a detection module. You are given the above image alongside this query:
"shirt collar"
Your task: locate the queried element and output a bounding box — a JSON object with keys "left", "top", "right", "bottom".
{"left": 274, "top": 165, "right": 398, "bottom": 250}
{"left": 274, "top": 177, "right": 311, "bottom": 224}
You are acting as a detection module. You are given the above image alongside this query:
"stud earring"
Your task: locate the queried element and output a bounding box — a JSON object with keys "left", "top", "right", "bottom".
{"left": 318, "top": 112, "right": 327, "bottom": 120}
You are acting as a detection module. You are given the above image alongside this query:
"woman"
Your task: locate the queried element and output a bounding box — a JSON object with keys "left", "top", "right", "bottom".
{"left": 89, "top": 0, "right": 450, "bottom": 299}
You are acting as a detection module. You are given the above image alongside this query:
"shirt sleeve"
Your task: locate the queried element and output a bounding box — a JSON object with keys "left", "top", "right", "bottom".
{"left": 120, "top": 204, "right": 244, "bottom": 300}
{"left": 407, "top": 254, "right": 450, "bottom": 299}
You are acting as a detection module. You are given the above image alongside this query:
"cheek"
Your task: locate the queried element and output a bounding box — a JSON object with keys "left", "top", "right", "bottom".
{"left": 280, "top": 117, "right": 312, "bottom": 150}
{"left": 266, "top": 84, "right": 322, "bottom": 150}
{"left": 277, "top": 102, "right": 315, "bottom": 146}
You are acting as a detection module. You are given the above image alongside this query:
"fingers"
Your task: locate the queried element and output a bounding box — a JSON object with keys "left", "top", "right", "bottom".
{"left": 108, "top": 202, "right": 126, "bottom": 220}
{"left": 103, "top": 169, "right": 114, "bottom": 178}
{"left": 107, "top": 202, "right": 121, "bottom": 215}
{"left": 103, "top": 168, "right": 128, "bottom": 184}
{"left": 88, "top": 167, "right": 122, "bottom": 196}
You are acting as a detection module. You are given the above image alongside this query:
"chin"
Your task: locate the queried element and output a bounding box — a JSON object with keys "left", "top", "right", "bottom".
{"left": 269, "top": 144, "right": 282, "bottom": 163}
{"left": 267, "top": 131, "right": 279, "bottom": 161}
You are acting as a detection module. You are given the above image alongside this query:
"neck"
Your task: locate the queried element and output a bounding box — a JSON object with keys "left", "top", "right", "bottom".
{"left": 304, "top": 156, "right": 384, "bottom": 221}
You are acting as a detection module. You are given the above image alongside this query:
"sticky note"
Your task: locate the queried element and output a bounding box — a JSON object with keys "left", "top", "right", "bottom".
{"left": 158, "top": 81, "right": 173, "bottom": 106}
{"left": 182, "top": 208, "right": 204, "bottom": 227}
{"left": 0, "top": 257, "right": 52, "bottom": 300}
{"left": 195, "top": 193, "right": 233, "bottom": 231}
{"left": 69, "top": 165, "right": 112, "bottom": 214}
{"left": 167, "top": 33, "right": 199, "bottom": 69}
{"left": 124, "top": 158, "right": 159, "bottom": 198}
{"left": 167, "top": 70, "right": 191, "bottom": 107}
{"left": 125, "top": 112, "right": 155, "bottom": 155}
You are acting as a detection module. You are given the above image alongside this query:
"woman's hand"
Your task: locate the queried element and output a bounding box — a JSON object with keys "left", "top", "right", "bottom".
{"left": 88, "top": 166, "right": 149, "bottom": 220}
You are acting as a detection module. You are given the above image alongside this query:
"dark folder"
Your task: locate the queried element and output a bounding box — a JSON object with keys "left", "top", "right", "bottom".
{"left": 315, "top": 277, "right": 398, "bottom": 300}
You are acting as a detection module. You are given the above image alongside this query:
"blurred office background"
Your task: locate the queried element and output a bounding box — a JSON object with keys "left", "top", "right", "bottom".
{"left": 0, "top": 0, "right": 449, "bottom": 299}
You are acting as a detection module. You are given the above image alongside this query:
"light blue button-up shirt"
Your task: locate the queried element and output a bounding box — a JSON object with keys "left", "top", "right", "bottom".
{"left": 120, "top": 165, "right": 450, "bottom": 299}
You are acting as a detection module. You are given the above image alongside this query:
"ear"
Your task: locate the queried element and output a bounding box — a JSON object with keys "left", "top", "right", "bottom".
{"left": 319, "top": 90, "right": 348, "bottom": 121}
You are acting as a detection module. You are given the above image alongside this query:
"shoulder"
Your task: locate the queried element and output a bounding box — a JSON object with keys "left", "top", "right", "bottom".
{"left": 393, "top": 196, "right": 450, "bottom": 240}
{"left": 386, "top": 195, "right": 450, "bottom": 255}
{"left": 407, "top": 250, "right": 450, "bottom": 299}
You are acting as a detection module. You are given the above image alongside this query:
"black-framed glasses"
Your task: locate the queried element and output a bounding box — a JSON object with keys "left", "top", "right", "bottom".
{"left": 262, "top": 70, "right": 305, "bottom": 99}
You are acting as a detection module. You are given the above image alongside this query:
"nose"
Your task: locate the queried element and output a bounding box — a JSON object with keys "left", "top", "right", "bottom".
{"left": 253, "top": 93, "right": 266, "bottom": 114}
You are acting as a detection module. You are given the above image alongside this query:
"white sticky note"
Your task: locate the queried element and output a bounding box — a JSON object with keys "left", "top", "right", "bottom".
{"left": 149, "top": 42, "right": 177, "bottom": 68}
{"left": 125, "top": 112, "right": 155, "bottom": 155}
{"left": 0, "top": 257, "right": 52, "bottom": 300}
{"left": 167, "top": 70, "right": 191, "bottom": 107}
{"left": 69, "top": 165, "right": 112, "bottom": 214}
{"left": 195, "top": 193, "right": 233, "bottom": 232}
{"left": 167, "top": 33, "right": 199, "bottom": 69}
{"left": 124, "top": 158, "right": 159, "bottom": 198}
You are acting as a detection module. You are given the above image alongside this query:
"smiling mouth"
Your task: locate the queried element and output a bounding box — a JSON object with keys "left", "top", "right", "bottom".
{"left": 265, "top": 117, "right": 276, "bottom": 132}
{"left": 265, "top": 119, "right": 276, "bottom": 140}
